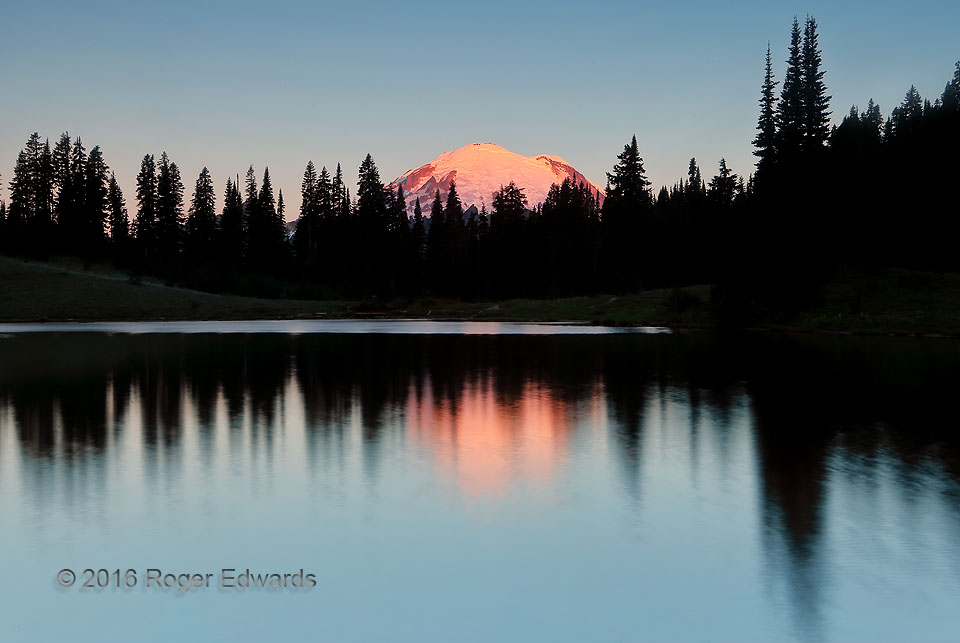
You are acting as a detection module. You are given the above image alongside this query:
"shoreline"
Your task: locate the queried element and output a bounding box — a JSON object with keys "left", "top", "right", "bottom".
{"left": 2, "top": 255, "right": 959, "bottom": 337}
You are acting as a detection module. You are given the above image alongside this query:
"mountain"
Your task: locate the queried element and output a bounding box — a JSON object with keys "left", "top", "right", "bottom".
{"left": 390, "top": 143, "right": 604, "bottom": 214}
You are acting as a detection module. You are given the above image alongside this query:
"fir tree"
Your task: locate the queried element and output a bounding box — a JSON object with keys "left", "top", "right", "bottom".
{"left": 135, "top": 154, "right": 157, "bottom": 257}
{"left": 107, "top": 172, "right": 128, "bottom": 244}
{"left": 893, "top": 85, "right": 924, "bottom": 130}
{"left": 82, "top": 145, "right": 109, "bottom": 251}
{"left": 218, "top": 176, "right": 245, "bottom": 266}
{"left": 801, "top": 16, "right": 831, "bottom": 151}
{"left": 52, "top": 132, "right": 73, "bottom": 230}
{"left": 7, "top": 150, "right": 31, "bottom": 236}
{"left": 445, "top": 180, "right": 464, "bottom": 230}
{"left": 8, "top": 133, "right": 55, "bottom": 254}
{"left": 277, "top": 188, "right": 286, "bottom": 232}
{"left": 411, "top": 197, "right": 426, "bottom": 258}
{"left": 601, "top": 135, "right": 655, "bottom": 289}
{"left": 354, "top": 154, "right": 388, "bottom": 291}
{"left": 777, "top": 17, "right": 805, "bottom": 157}
{"left": 155, "top": 152, "right": 184, "bottom": 263}
{"left": 942, "top": 61, "right": 960, "bottom": 111}
{"left": 708, "top": 158, "right": 739, "bottom": 206}
{"left": 187, "top": 167, "right": 217, "bottom": 260}
{"left": 425, "top": 189, "right": 446, "bottom": 292}
{"left": 604, "top": 134, "right": 651, "bottom": 206}
{"left": 295, "top": 160, "right": 319, "bottom": 271}
{"left": 355, "top": 154, "right": 386, "bottom": 230}
{"left": 861, "top": 98, "right": 883, "bottom": 140}
{"left": 754, "top": 43, "right": 779, "bottom": 169}
{"left": 687, "top": 158, "right": 704, "bottom": 195}
{"left": 69, "top": 137, "right": 87, "bottom": 230}
{"left": 389, "top": 185, "right": 409, "bottom": 236}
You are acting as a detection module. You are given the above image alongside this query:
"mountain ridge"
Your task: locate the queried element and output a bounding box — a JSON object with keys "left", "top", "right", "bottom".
{"left": 389, "top": 142, "right": 604, "bottom": 213}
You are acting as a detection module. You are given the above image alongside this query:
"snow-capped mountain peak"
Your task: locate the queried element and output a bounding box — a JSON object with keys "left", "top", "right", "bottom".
{"left": 390, "top": 142, "right": 604, "bottom": 213}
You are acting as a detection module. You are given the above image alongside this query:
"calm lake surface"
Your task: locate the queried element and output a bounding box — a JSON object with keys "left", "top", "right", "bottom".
{"left": 1, "top": 322, "right": 958, "bottom": 641}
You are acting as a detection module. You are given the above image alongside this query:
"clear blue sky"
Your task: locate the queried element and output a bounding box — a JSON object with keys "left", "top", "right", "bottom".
{"left": 1, "top": 0, "right": 957, "bottom": 217}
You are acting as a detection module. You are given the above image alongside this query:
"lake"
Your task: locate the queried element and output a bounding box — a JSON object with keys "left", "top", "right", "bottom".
{"left": 1, "top": 322, "right": 958, "bottom": 641}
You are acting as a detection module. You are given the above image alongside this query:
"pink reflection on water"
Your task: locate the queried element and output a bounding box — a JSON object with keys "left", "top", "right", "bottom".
{"left": 406, "top": 377, "right": 588, "bottom": 498}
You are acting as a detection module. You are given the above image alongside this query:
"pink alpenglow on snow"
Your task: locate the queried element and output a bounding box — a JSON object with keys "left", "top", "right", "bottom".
{"left": 390, "top": 142, "right": 605, "bottom": 214}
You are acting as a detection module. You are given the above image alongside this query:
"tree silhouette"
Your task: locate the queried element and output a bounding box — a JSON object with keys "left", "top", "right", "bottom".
{"left": 135, "top": 154, "right": 157, "bottom": 262}
{"left": 801, "top": 17, "right": 831, "bottom": 152}
{"left": 155, "top": 152, "right": 184, "bottom": 266}
{"left": 107, "top": 172, "right": 128, "bottom": 245}
{"left": 754, "top": 43, "right": 779, "bottom": 174}
{"left": 602, "top": 135, "right": 652, "bottom": 290}
{"left": 82, "top": 145, "right": 109, "bottom": 255}
{"left": 186, "top": 167, "right": 217, "bottom": 263}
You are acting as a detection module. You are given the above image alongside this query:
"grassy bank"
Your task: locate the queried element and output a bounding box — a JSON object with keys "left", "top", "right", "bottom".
{"left": 0, "top": 255, "right": 701, "bottom": 326}
{"left": 1, "top": 255, "right": 958, "bottom": 335}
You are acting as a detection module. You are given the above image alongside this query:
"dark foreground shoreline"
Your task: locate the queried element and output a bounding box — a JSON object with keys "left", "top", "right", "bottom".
{"left": 3, "top": 255, "right": 959, "bottom": 336}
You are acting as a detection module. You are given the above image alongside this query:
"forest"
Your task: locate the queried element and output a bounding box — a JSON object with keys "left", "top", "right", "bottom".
{"left": 1, "top": 17, "right": 958, "bottom": 318}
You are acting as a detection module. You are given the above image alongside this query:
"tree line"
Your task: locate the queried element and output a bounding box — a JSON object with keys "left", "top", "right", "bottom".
{"left": 2, "top": 16, "right": 958, "bottom": 309}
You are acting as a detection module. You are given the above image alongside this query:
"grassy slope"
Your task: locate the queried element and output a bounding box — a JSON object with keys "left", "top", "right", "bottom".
{"left": 0, "top": 256, "right": 350, "bottom": 321}
{"left": 786, "top": 268, "right": 960, "bottom": 335}
{"left": 1, "top": 255, "right": 958, "bottom": 334}
{"left": 0, "top": 256, "right": 698, "bottom": 325}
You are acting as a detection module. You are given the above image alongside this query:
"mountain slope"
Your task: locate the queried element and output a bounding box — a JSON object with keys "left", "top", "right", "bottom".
{"left": 390, "top": 142, "right": 604, "bottom": 213}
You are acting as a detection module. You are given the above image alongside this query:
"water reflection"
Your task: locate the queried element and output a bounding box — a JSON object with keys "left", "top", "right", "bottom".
{"left": 1, "top": 331, "right": 959, "bottom": 640}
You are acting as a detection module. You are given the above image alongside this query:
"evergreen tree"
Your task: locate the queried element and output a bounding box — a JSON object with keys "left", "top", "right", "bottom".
{"left": 777, "top": 17, "right": 805, "bottom": 157}
{"left": 7, "top": 150, "right": 31, "bottom": 241}
{"left": 601, "top": 135, "right": 652, "bottom": 289}
{"left": 155, "top": 152, "right": 184, "bottom": 264}
{"left": 891, "top": 85, "right": 924, "bottom": 136}
{"left": 708, "top": 158, "right": 739, "bottom": 206}
{"left": 52, "top": 133, "right": 73, "bottom": 232}
{"left": 687, "top": 158, "right": 705, "bottom": 196}
{"left": 604, "top": 134, "right": 651, "bottom": 206}
{"left": 443, "top": 180, "right": 467, "bottom": 293}
{"left": 425, "top": 189, "right": 446, "bottom": 292}
{"left": 107, "top": 172, "right": 128, "bottom": 244}
{"left": 801, "top": 16, "right": 831, "bottom": 151}
{"left": 942, "top": 61, "right": 960, "bottom": 111}
{"left": 7, "top": 133, "right": 54, "bottom": 255}
{"left": 218, "top": 176, "right": 245, "bottom": 267}
{"left": 411, "top": 196, "right": 426, "bottom": 255}
{"left": 135, "top": 154, "right": 157, "bottom": 258}
{"left": 754, "top": 43, "right": 779, "bottom": 169}
{"left": 389, "top": 185, "right": 409, "bottom": 236}
{"left": 388, "top": 185, "right": 410, "bottom": 292}
{"left": 353, "top": 154, "right": 388, "bottom": 292}
{"left": 82, "top": 145, "right": 110, "bottom": 252}
{"left": 277, "top": 188, "right": 286, "bottom": 237}
{"left": 247, "top": 166, "right": 283, "bottom": 272}
{"left": 445, "top": 180, "right": 464, "bottom": 229}
{"left": 861, "top": 98, "right": 884, "bottom": 140}
{"left": 187, "top": 167, "right": 217, "bottom": 260}
{"left": 355, "top": 154, "right": 386, "bottom": 229}
{"left": 294, "top": 160, "right": 319, "bottom": 271}
{"left": 489, "top": 182, "right": 528, "bottom": 297}
{"left": 68, "top": 137, "right": 87, "bottom": 235}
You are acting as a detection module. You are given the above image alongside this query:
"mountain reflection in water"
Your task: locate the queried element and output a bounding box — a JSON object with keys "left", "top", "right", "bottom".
{"left": 1, "top": 331, "right": 958, "bottom": 641}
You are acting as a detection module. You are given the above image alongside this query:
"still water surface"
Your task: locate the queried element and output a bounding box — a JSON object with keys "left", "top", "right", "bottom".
{"left": 0, "top": 324, "right": 958, "bottom": 641}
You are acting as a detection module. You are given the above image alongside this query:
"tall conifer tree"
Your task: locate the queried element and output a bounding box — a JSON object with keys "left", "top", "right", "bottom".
{"left": 776, "top": 18, "right": 805, "bottom": 157}
{"left": 135, "top": 154, "right": 157, "bottom": 258}
{"left": 754, "top": 43, "right": 779, "bottom": 169}
{"left": 800, "top": 16, "right": 831, "bottom": 151}
{"left": 107, "top": 172, "right": 128, "bottom": 244}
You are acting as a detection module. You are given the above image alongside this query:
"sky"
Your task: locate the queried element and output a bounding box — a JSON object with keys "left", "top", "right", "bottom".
{"left": 1, "top": 0, "right": 958, "bottom": 218}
